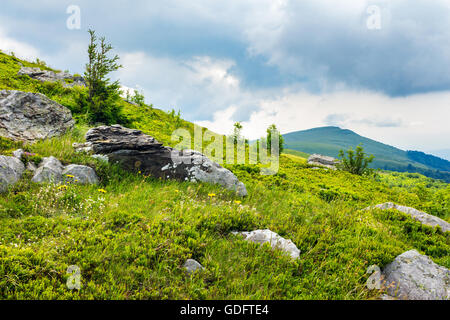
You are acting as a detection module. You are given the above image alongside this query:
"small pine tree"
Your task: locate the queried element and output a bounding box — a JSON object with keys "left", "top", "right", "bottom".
{"left": 83, "top": 29, "right": 126, "bottom": 125}
{"left": 338, "top": 145, "right": 374, "bottom": 175}
{"left": 131, "top": 89, "right": 145, "bottom": 106}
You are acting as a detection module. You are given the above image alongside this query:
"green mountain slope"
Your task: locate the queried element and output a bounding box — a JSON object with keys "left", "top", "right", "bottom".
{"left": 0, "top": 52, "right": 448, "bottom": 300}
{"left": 283, "top": 126, "right": 450, "bottom": 182}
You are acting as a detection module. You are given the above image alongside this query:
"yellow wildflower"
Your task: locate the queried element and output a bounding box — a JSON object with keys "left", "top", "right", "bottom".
{"left": 208, "top": 193, "right": 216, "bottom": 198}
{"left": 66, "top": 174, "right": 75, "bottom": 178}
{"left": 234, "top": 200, "right": 242, "bottom": 205}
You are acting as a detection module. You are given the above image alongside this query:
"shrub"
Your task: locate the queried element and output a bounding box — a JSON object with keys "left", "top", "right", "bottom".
{"left": 338, "top": 145, "right": 374, "bottom": 176}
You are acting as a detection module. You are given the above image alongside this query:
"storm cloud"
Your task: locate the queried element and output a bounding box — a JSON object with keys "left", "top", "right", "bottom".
{"left": 0, "top": 0, "right": 449, "bottom": 151}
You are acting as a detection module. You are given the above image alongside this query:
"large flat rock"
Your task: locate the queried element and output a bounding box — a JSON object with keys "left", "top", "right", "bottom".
{"left": 307, "top": 154, "right": 339, "bottom": 170}
{"left": 74, "top": 125, "right": 247, "bottom": 196}
{"left": 368, "top": 202, "right": 449, "bottom": 233}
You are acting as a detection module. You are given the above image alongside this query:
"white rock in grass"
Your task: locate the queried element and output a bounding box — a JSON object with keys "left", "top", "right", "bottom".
{"left": 234, "top": 229, "right": 300, "bottom": 259}
{"left": 367, "top": 202, "right": 450, "bottom": 233}
{"left": 183, "top": 259, "right": 205, "bottom": 274}
{"left": 12, "top": 149, "right": 24, "bottom": 159}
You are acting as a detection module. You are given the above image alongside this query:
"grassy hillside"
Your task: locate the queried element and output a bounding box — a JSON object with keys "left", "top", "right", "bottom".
{"left": 0, "top": 52, "right": 449, "bottom": 300}
{"left": 283, "top": 149, "right": 310, "bottom": 159}
{"left": 283, "top": 126, "right": 450, "bottom": 182}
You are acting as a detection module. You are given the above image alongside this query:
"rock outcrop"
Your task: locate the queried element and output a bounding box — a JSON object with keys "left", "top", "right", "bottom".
{"left": 307, "top": 154, "right": 339, "bottom": 170}
{"left": 73, "top": 125, "right": 247, "bottom": 196}
{"left": 0, "top": 155, "right": 25, "bottom": 192}
{"left": 367, "top": 202, "right": 450, "bottom": 233}
{"left": 382, "top": 250, "right": 450, "bottom": 300}
{"left": 18, "top": 67, "right": 86, "bottom": 88}
{"left": 31, "top": 156, "right": 99, "bottom": 185}
{"left": 233, "top": 229, "right": 300, "bottom": 259}
{"left": 0, "top": 90, "right": 75, "bottom": 143}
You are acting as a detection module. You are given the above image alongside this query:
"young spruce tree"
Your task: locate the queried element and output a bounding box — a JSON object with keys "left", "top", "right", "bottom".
{"left": 83, "top": 29, "right": 127, "bottom": 125}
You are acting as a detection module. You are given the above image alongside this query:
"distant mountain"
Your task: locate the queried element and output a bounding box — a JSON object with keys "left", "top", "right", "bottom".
{"left": 428, "top": 149, "right": 450, "bottom": 162}
{"left": 283, "top": 126, "right": 450, "bottom": 182}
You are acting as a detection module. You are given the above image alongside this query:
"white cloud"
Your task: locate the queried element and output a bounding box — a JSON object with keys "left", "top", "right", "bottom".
{"left": 116, "top": 52, "right": 257, "bottom": 118}
{"left": 0, "top": 27, "right": 40, "bottom": 61}
{"left": 197, "top": 90, "right": 450, "bottom": 151}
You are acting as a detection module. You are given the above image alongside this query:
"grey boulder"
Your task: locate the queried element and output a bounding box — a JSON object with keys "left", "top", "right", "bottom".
{"left": 382, "top": 250, "right": 450, "bottom": 300}
{"left": 0, "top": 90, "right": 75, "bottom": 143}
{"left": 62, "top": 164, "right": 99, "bottom": 185}
{"left": 31, "top": 156, "right": 64, "bottom": 184}
{"left": 0, "top": 155, "right": 25, "bottom": 192}
{"left": 368, "top": 202, "right": 450, "bottom": 233}
{"left": 307, "top": 154, "right": 339, "bottom": 170}
{"left": 74, "top": 125, "right": 247, "bottom": 197}
{"left": 12, "top": 149, "right": 24, "bottom": 159}
{"left": 18, "top": 67, "right": 86, "bottom": 88}
{"left": 183, "top": 259, "right": 205, "bottom": 274}
{"left": 32, "top": 157, "right": 99, "bottom": 185}
{"left": 234, "top": 229, "right": 300, "bottom": 259}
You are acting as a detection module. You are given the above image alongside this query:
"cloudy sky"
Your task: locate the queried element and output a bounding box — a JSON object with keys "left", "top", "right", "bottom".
{"left": 1, "top": 0, "right": 449, "bottom": 156}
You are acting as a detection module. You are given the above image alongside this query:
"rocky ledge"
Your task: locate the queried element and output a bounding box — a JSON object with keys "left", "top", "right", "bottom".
{"left": 73, "top": 125, "right": 247, "bottom": 197}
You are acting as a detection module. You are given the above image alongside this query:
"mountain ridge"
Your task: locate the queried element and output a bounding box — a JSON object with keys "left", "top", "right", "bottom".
{"left": 283, "top": 126, "right": 450, "bottom": 182}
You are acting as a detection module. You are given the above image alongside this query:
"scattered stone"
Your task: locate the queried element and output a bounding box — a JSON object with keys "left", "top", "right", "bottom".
{"left": 307, "top": 154, "right": 339, "bottom": 170}
{"left": 382, "top": 250, "right": 450, "bottom": 300}
{"left": 12, "top": 149, "right": 24, "bottom": 159}
{"left": 233, "top": 229, "right": 300, "bottom": 259}
{"left": 31, "top": 156, "right": 100, "bottom": 185}
{"left": 18, "top": 67, "right": 86, "bottom": 88}
{"left": 367, "top": 202, "right": 450, "bottom": 233}
{"left": 75, "top": 125, "right": 247, "bottom": 197}
{"left": 0, "top": 90, "right": 75, "bottom": 143}
{"left": 62, "top": 164, "right": 99, "bottom": 185}
{"left": 31, "top": 156, "right": 64, "bottom": 184}
{"left": 0, "top": 155, "right": 25, "bottom": 192}
{"left": 91, "top": 154, "right": 109, "bottom": 163}
{"left": 183, "top": 259, "right": 205, "bottom": 274}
